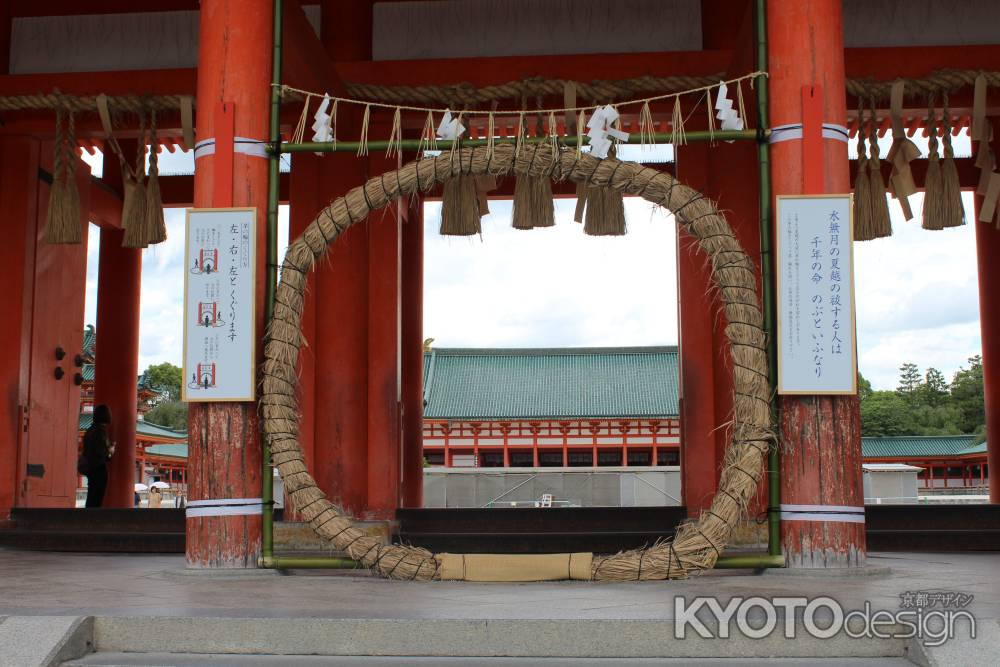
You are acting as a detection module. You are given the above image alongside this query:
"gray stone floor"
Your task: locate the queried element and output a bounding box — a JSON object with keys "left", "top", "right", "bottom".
{"left": 1, "top": 549, "right": 997, "bottom": 622}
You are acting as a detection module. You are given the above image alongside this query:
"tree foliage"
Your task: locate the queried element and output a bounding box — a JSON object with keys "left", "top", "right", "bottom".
{"left": 860, "top": 357, "right": 985, "bottom": 438}
{"left": 144, "top": 400, "right": 188, "bottom": 431}
{"left": 144, "top": 362, "right": 183, "bottom": 401}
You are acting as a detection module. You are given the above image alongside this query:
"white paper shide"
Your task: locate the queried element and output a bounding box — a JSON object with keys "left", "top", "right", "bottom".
{"left": 183, "top": 208, "right": 256, "bottom": 402}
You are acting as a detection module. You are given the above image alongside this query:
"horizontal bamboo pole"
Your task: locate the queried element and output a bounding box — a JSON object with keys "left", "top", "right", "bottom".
{"left": 259, "top": 552, "right": 785, "bottom": 571}
{"left": 276, "top": 129, "right": 763, "bottom": 154}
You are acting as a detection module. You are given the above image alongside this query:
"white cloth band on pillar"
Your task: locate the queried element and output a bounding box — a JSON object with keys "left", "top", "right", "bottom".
{"left": 779, "top": 503, "right": 865, "bottom": 524}
{"left": 186, "top": 497, "right": 264, "bottom": 518}
{"left": 769, "top": 123, "right": 850, "bottom": 144}
{"left": 193, "top": 137, "right": 269, "bottom": 160}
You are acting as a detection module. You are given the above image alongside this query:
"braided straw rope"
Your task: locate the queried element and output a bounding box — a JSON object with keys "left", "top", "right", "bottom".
{"left": 344, "top": 69, "right": 1000, "bottom": 109}
{"left": 262, "top": 143, "right": 773, "bottom": 581}
{"left": 0, "top": 93, "right": 190, "bottom": 114}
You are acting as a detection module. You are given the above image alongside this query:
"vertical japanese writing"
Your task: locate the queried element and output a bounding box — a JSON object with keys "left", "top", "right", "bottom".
{"left": 828, "top": 211, "right": 844, "bottom": 357}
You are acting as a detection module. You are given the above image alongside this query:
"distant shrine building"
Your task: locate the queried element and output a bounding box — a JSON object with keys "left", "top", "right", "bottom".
{"left": 421, "top": 347, "right": 681, "bottom": 469}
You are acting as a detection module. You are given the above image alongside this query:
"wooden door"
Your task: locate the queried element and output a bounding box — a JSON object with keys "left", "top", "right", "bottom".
{"left": 18, "top": 145, "right": 90, "bottom": 507}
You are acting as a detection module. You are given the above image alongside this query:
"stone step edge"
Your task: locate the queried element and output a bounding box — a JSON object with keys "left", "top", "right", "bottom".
{"left": 92, "top": 616, "right": 909, "bottom": 659}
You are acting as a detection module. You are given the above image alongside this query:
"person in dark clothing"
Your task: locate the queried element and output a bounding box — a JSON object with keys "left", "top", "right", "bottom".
{"left": 82, "top": 405, "right": 115, "bottom": 508}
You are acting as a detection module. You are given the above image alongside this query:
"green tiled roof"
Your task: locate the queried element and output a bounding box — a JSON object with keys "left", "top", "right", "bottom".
{"left": 82, "top": 325, "right": 96, "bottom": 356}
{"left": 78, "top": 414, "right": 187, "bottom": 442}
{"left": 82, "top": 364, "right": 95, "bottom": 382}
{"left": 422, "top": 346, "right": 679, "bottom": 420}
{"left": 861, "top": 435, "right": 986, "bottom": 459}
{"left": 145, "top": 443, "right": 188, "bottom": 459}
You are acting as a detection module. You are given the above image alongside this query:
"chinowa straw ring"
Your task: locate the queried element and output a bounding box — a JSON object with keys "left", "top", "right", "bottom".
{"left": 262, "top": 143, "right": 774, "bottom": 581}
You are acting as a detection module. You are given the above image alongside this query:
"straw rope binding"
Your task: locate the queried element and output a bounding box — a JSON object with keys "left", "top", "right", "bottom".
{"left": 262, "top": 143, "right": 773, "bottom": 581}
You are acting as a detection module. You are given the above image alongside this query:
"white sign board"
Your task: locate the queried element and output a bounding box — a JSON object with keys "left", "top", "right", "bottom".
{"left": 776, "top": 195, "right": 857, "bottom": 395}
{"left": 182, "top": 208, "right": 256, "bottom": 402}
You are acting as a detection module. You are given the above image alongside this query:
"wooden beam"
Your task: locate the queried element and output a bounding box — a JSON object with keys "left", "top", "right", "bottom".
{"left": 333, "top": 50, "right": 733, "bottom": 90}
{"left": 157, "top": 173, "right": 289, "bottom": 207}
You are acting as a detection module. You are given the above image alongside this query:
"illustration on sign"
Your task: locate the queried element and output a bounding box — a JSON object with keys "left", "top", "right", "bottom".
{"left": 776, "top": 195, "right": 857, "bottom": 395}
{"left": 182, "top": 208, "right": 256, "bottom": 402}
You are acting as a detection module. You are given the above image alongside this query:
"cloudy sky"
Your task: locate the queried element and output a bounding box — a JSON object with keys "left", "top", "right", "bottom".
{"left": 84, "top": 146, "right": 982, "bottom": 392}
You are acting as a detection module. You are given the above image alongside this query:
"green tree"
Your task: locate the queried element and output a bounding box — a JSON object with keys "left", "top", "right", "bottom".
{"left": 144, "top": 400, "right": 188, "bottom": 431}
{"left": 896, "top": 362, "right": 922, "bottom": 398}
{"left": 860, "top": 390, "right": 911, "bottom": 437}
{"left": 143, "top": 362, "right": 182, "bottom": 401}
{"left": 857, "top": 372, "right": 873, "bottom": 401}
{"left": 917, "top": 367, "right": 949, "bottom": 407}
{"left": 951, "top": 355, "right": 985, "bottom": 434}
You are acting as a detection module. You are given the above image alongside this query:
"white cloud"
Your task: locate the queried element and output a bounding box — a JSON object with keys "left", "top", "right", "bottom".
{"left": 854, "top": 192, "right": 981, "bottom": 389}
{"left": 423, "top": 198, "right": 679, "bottom": 349}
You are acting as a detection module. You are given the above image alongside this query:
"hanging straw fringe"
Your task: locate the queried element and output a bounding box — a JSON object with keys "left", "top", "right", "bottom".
{"left": 292, "top": 93, "right": 312, "bottom": 145}
{"left": 671, "top": 97, "right": 686, "bottom": 148}
{"left": 418, "top": 110, "right": 436, "bottom": 157}
{"left": 385, "top": 107, "right": 402, "bottom": 158}
{"left": 514, "top": 111, "right": 526, "bottom": 158}
{"left": 356, "top": 104, "right": 371, "bottom": 157}
{"left": 512, "top": 110, "right": 557, "bottom": 230}
{"left": 940, "top": 94, "right": 965, "bottom": 228}
{"left": 145, "top": 108, "right": 167, "bottom": 245}
{"left": 44, "top": 107, "right": 83, "bottom": 244}
{"left": 852, "top": 101, "right": 874, "bottom": 241}
{"left": 122, "top": 109, "right": 149, "bottom": 248}
{"left": 922, "top": 98, "right": 944, "bottom": 231}
{"left": 866, "top": 97, "right": 891, "bottom": 238}
{"left": 485, "top": 112, "right": 496, "bottom": 162}
{"left": 639, "top": 101, "right": 654, "bottom": 151}
{"left": 705, "top": 90, "right": 717, "bottom": 144}
{"left": 584, "top": 146, "right": 626, "bottom": 236}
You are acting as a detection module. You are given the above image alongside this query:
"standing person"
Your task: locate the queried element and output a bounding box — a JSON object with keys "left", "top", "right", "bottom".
{"left": 82, "top": 405, "right": 115, "bottom": 508}
{"left": 148, "top": 486, "right": 163, "bottom": 509}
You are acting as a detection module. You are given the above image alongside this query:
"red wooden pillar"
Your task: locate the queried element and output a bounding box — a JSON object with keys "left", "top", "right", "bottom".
{"left": 186, "top": 0, "right": 271, "bottom": 568}
{"left": 287, "top": 152, "right": 322, "bottom": 516}
{"left": 366, "top": 151, "right": 403, "bottom": 518}
{"left": 974, "top": 124, "right": 1000, "bottom": 501}
{"left": 676, "top": 144, "right": 720, "bottom": 515}
{"left": 314, "top": 0, "right": 375, "bottom": 516}
{"left": 401, "top": 197, "right": 424, "bottom": 507}
{"left": 94, "top": 144, "right": 141, "bottom": 509}
{"left": 769, "top": 0, "right": 865, "bottom": 567}
{"left": 0, "top": 137, "right": 38, "bottom": 520}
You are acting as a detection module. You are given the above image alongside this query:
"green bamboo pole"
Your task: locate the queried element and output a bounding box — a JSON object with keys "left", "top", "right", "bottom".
{"left": 262, "top": 553, "right": 783, "bottom": 571}
{"left": 261, "top": 555, "right": 359, "bottom": 569}
{"left": 714, "top": 554, "right": 786, "bottom": 569}
{"left": 756, "top": 0, "right": 782, "bottom": 559}
{"left": 277, "top": 129, "right": 764, "bottom": 154}
{"left": 261, "top": 0, "right": 284, "bottom": 564}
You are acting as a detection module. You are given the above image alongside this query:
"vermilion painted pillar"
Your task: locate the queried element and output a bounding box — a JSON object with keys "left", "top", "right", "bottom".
{"left": 366, "top": 151, "right": 403, "bottom": 518}
{"left": 974, "top": 119, "right": 1000, "bottom": 503}
{"left": 287, "top": 152, "right": 322, "bottom": 514}
{"left": 769, "top": 0, "right": 866, "bottom": 567}
{"left": 94, "top": 146, "right": 141, "bottom": 508}
{"left": 675, "top": 144, "right": 720, "bottom": 516}
{"left": 401, "top": 198, "right": 424, "bottom": 508}
{"left": 315, "top": 0, "right": 375, "bottom": 515}
{"left": 186, "top": 0, "right": 270, "bottom": 568}
{"left": 0, "top": 137, "right": 37, "bottom": 521}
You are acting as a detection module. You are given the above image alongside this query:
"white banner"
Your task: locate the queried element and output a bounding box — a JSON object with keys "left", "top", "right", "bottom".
{"left": 182, "top": 208, "right": 257, "bottom": 402}
{"left": 776, "top": 195, "right": 857, "bottom": 395}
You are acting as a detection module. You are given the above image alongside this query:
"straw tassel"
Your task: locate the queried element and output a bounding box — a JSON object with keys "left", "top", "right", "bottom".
{"left": 671, "top": 97, "right": 686, "bottom": 148}
{"left": 639, "top": 101, "right": 654, "bottom": 150}
{"left": 356, "top": 104, "right": 370, "bottom": 157}
{"left": 866, "top": 98, "right": 891, "bottom": 238}
{"left": 122, "top": 110, "right": 149, "bottom": 248}
{"left": 418, "top": 110, "right": 436, "bottom": 157}
{"left": 145, "top": 108, "right": 167, "bottom": 245}
{"left": 852, "top": 103, "right": 873, "bottom": 241}
{"left": 440, "top": 176, "right": 481, "bottom": 236}
{"left": 940, "top": 94, "right": 965, "bottom": 228}
{"left": 44, "top": 107, "right": 83, "bottom": 244}
{"left": 584, "top": 146, "right": 626, "bottom": 237}
{"left": 922, "top": 100, "right": 944, "bottom": 231}
{"left": 385, "top": 107, "right": 402, "bottom": 158}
